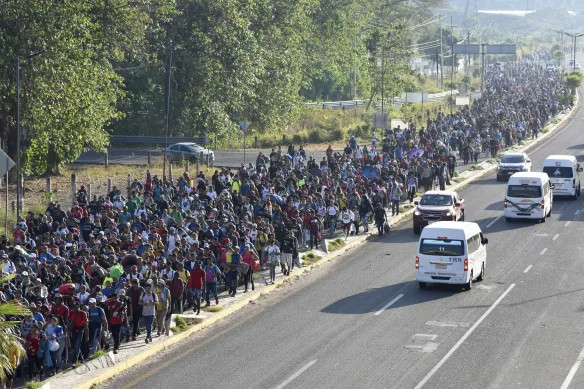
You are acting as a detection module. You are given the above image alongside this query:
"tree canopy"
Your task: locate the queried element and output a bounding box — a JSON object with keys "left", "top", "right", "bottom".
{"left": 0, "top": 0, "right": 445, "bottom": 175}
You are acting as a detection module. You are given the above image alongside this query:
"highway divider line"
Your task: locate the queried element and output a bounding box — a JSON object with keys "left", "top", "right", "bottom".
{"left": 560, "top": 344, "right": 584, "bottom": 389}
{"left": 374, "top": 294, "right": 405, "bottom": 316}
{"left": 486, "top": 216, "right": 501, "bottom": 228}
{"left": 553, "top": 234, "right": 560, "bottom": 241}
{"left": 540, "top": 248, "right": 548, "bottom": 255}
{"left": 565, "top": 221, "right": 572, "bottom": 227}
{"left": 523, "top": 265, "right": 533, "bottom": 273}
{"left": 274, "top": 359, "right": 318, "bottom": 389}
{"left": 413, "top": 283, "right": 516, "bottom": 389}
{"left": 69, "top": 90, "right": 580, "bottom": 389}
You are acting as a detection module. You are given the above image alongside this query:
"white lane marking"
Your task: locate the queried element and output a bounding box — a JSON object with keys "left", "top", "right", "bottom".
{"left": 486, "top": 216, "right": 501, "bottom": 228}
{"left": 576, "top": 210, "right": 580, "bottom": 215}
{"left": 565, "top": 221, "right": 572, "bottom": 227}
{"left": 553, "top": 234, "right": 560, "bottom": 241}
{"left": 413, "top": 284, "right": 516, "bottom": 389}
{"left": 535, "top": 233, "right": 549, "bottom": 237}
{"left": 374, "top": 294, "right": 404, "bottom": 316}
{"left": 274, "top": 359, "right": 318, "bottom": 389}
{"left": 413, "top": 334, "right": 438, "bottom": 341}
{"left": 560, "top": 345, "right": 584, "bottom": 389}
{"left": 540, "top": 248, "right": 548, "bottom": 255}
{"left": 523, "top": 265, "right": 533, "bottom": 273}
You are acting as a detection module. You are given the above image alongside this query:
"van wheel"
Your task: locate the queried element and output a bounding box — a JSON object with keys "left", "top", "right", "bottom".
{"left": 505, "top": 217, "right": 513, "bottom": 222}
{"left": 477, "top": 263, "right": 484, "bottom": 281}
{"left": 413, "top": 225, "right": 421, "bottom": 235}
{"left": 540, "top": 214, "right": 546, "bottom": 223}
{"left": 547, "top": 207, "right": 552, "bottom": 217}
{"left": 418, "top": 282, "right": 426, "bottom": 289}
{"left": 464, "top": 271, "right": 473, "bottom": 291}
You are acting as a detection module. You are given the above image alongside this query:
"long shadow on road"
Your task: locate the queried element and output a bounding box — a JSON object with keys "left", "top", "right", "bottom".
{"left": 320, "top": 281, "right": 457, "bottom": 315}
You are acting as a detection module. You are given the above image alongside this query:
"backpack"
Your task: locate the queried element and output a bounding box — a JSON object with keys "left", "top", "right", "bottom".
{"left": 205, "top": 266, "right": 216, "bottom": 282}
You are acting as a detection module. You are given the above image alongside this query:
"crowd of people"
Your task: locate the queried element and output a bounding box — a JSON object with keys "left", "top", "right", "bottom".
{"left": 0, "top": 59, "right": 568, "bottom": 387}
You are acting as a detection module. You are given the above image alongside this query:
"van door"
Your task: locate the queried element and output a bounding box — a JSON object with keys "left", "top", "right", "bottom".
{"left": 466, "top": 234, "right": 480, "bottom": 279}
{"left": 418, "top": 238, "right": 467, "bottom": 281}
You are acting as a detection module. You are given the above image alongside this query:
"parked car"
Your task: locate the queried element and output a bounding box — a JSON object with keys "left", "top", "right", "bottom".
{"left": 412, "top": 190, "right": 465, "bottom": 234}
{"left": 163, "top": 142, "right": 214, "bottom": 162}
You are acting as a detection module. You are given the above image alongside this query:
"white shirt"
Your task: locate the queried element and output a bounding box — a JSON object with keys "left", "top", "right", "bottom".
{"left": 341, "top": 210, "right": 354, "bottom": 224}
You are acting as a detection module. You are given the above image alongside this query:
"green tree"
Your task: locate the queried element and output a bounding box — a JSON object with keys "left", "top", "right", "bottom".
{"left": 0, "top": 275, "right": 30, "bottom": 383}
{"left": 566, "top": 70, "right": 583, "bottom": 94}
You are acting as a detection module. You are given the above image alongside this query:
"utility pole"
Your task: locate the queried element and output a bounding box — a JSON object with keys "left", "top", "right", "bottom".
{"left": 450, "top": 16, "right": 454, "bottom": 114}
{"left": 16, "top": 57, "right": 21, "bottom": 219}
{"left": 381, "top": 44, "right": 385, "bottom": 114}
{"left": 440, "top": 14, "right": 444, "bottom": 87}
{"left": 163, "top": 47, "right": 173, "bottom": 182}
{"left": 564, "top": 32, "right": 584, "bottom": 71}
{"left": 436, "top": 48, "right": 439, "bottom": 80}
{"left": 353, "top": 29, "right": 357, "bottom": 99}
{"left": 466, "top": 31, "right": 471, "bottom": 79}
{"left": 481, "top": 43, "right": 486, "bottom": 94}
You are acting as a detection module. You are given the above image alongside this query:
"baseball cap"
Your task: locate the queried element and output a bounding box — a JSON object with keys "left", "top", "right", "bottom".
{"left": 146, "top": 279, "right": 153, "bottom": 285}
{"left": 117, "top": 289, "right": 126, "bottom": 296}
{"left": 21, "top": 271, "right": 29, "bottom": 277}
{"left": 88, "top": 298, "right": 97, "bottom": 303}
{"left": 157, "top": 279, "right": 165, "bottom": 285}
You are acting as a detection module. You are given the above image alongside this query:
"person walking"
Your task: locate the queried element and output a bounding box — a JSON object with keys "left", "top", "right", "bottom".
{"left": 106, "top": 290, "right": 127, "bottom": 354}
{"left": 374, "top": 203, "right": 387, "bottom": 237}
{"left": 204, "top": 258, "right": 222, "bottom": 306}
{"left": 128, "top": 279, "right": 144, "bottom": 341}
{"left": 341, "top": 207, "right": 354, "bottom": 238}
{"left": 187, "top": 260, "right": 205, "bottom": 314}
{"left": 390, "top": 180, "right": 402, "bottom": 216}
{"left": 280, "top": 229, "right": 297, "bottom": 276}
{"left": 154, "top": 279, "right": 171, "bottom": 336}
{"left": 139, "top": 280, "right": 157, "bottom": 344}
{"left": 226, "top": 245, "right": 240, "bottom": 297}
{"left": 68, "top": 302, "right": 88, "bottom": 363}
{"left": 266, "top": 239, "right": 280, "bottom": 284}
{"left": 308, "top": 210, "right": 321, "bottom": 250}
{"left": 170, "top": 272, "right": 185, "bottom": 313}
{"left": 87, "top": 297, "right": 108, "bottom": 355}
{"left": 242, "top": 244, "right": 258, "bottom": 292}
{"left": 439, "top": 162, "right": 447, "bottom": 191}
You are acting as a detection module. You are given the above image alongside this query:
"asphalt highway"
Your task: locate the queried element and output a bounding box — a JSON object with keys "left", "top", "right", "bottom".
{"left": 100, "top": 100, "right": 584, "bottom": 389}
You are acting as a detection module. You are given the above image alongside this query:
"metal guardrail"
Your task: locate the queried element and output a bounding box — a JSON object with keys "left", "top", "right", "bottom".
{"left": 109, "top": 135, "right": 210, "bottom": 145}
{"left": 305, "top": 90, "right": 461, "bottom": 110}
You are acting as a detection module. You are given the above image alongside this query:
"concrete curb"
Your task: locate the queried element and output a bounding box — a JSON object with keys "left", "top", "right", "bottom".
{"left": 68, "top": 91, "right": 579, "bottom": 389}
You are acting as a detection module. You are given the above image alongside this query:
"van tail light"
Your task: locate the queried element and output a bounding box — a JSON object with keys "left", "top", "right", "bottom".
{"left": 541, "top": 199, "right": 545, "bottom": 209}
{"left": 415, "top": 256, "right": 419, "bottom": 269}
{"left": 464, "top": 258, "right": 468, "bottom": 272}
{"left": 504, "top": 199, "right": 508, "bottom": 208}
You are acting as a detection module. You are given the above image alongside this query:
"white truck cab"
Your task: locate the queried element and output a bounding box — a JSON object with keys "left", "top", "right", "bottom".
{"left": 416, "top": 221, "right": 487, "bottom": 290}
{"left": 542, "top": 155, "right": 582, "bottom": 199}
{"left": 504, "top": 172, "right": 552, "bottom": 222}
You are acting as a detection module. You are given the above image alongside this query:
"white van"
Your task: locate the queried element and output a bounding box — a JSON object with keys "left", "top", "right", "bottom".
{"left": 504, "top": 172, "right": 552, "bottom": 222}
{"left": 542, "top": 155, "right": 582, "bottom": 199}
{"left": 416, "top": 221, "right": 488, "bottom": 290}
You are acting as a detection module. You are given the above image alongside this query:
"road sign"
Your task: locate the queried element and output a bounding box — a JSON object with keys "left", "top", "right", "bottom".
{"left": 486, "top": 44, "right": 516, "bottom": 55}
{"left": 453, "top": 45, "right": 480, "bottom": 55}
{"left": 239, "top": 121, "right": 251, "bottom": 132}
{"left": 456, "top": 97, "right": 471, "bottom": 106}
{"left": 374, "top": 114, "right": 388, "bottom": 129}
{"left": 401, "top": 92, "right": 429, "bottom": 104}
{"left": 0, "top": 149, "right": 15, "bottom": 177}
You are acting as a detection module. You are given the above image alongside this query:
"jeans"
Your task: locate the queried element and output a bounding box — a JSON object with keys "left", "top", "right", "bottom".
{"left": 309, "top": 231, "right": 319, "bottom": 249}
{"left": 227, "top": 270, "right": 238, "bottom": 295}
{"left": 27, "top": 355, "right": 43, "bottom": 380}
{"left": 110, "top": 323, "right": 122, "bottom": 350}
{"left": 269, "top": 263, "right": 277, "bottom": 282}
{"left": 89, "top": 322, "right": 102, "bottom": 355}
{"left": 328, "top": 216, "right": 337, "bottom": 236}
{"left": 391, "top": 200, "right": 400, "bottom": 215}
{"left": 206, "top": 281, "right": 218, "bottom": 303}
{"left": 244, "top": 267, "right": 254, "bottom": 291}
{"left": 155, "top": 309, "right": 168, "bottom": 335}
{"left": 143, "top": 314, "right": 154, "bottom": 339}
{"left": 70, "top": 328, "right": 84, "bottom": 363}
{"left": 131, "top": 307, "right": 142, "bottom": 338}
{"left": 376, "top": 221, "right": 384, "bottom": 236}
{"left": 302, "top": 229, "right": 310, "bottom": 246}
{"left": 360, "top": 213, "right": 369, "bottom": 232}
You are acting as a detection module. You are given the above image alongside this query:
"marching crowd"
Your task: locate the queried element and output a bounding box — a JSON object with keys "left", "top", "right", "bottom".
{"left": 0, "top": 59, "right": 567, "bottom": 387}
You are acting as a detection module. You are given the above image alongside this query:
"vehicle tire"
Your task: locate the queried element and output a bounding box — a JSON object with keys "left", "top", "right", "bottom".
{"left": 540, "top": 214, "right": 546, "bottom": 223}
{"left": 505, "top": 217, "right": 514, "bottom": 222}
{"left": 459, "top": 210, "right": 465, "bottom": 222}
{"left": 547, "top": 207, "right": 552, "bottom": 217}
{"left": 464, "top": 271, "right": 473, "bottom": 291}
{"left": 496, "top": 175, "right": 502, "bottom": 182}
{"left": 477, "top": 263, "right": 484, "bottom": 281}
{"left": 418, "top": 282, "right": 426, "bottom": 289}
{"left": 413, "top": 225, "right": 421, "bottom": 235}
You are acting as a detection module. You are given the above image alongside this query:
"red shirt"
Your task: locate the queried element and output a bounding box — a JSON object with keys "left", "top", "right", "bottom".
{"left": 69, "top": 310, "right": 88, "bottom": 329}
{"left": 51, "top": 304, "right": 69, "bottom": 319}
{"left": 106, "top": 300, "right": 125, "bottom": 325}
{"left": 188, "top": 268, "right": 205, "bottom": 289}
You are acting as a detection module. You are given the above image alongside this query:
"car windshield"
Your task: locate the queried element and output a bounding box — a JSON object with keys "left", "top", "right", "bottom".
{"left": 419, "top": 239, "right": 465, "bottom": 256}
{"left": 420, "top": 195, "right": 452, "bottom": 206}
{"left": 507, "top": 185, "right": 542, "bottom": 198}
{"left": 501, "top": 155, "right": 525, "bottom": 164}
{"left": 543, "top": 166, "right": 573, "bottom": 178}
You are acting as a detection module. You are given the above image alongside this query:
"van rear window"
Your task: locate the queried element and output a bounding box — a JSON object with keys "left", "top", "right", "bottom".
{"left": 543, "top": 166, "right": 573, "bottom": 178}
{"left": 419, "top": 239, "right": 465, "bottom": 256}
{"left": 507, "top": 185, "right": 542, "bottom": 198}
